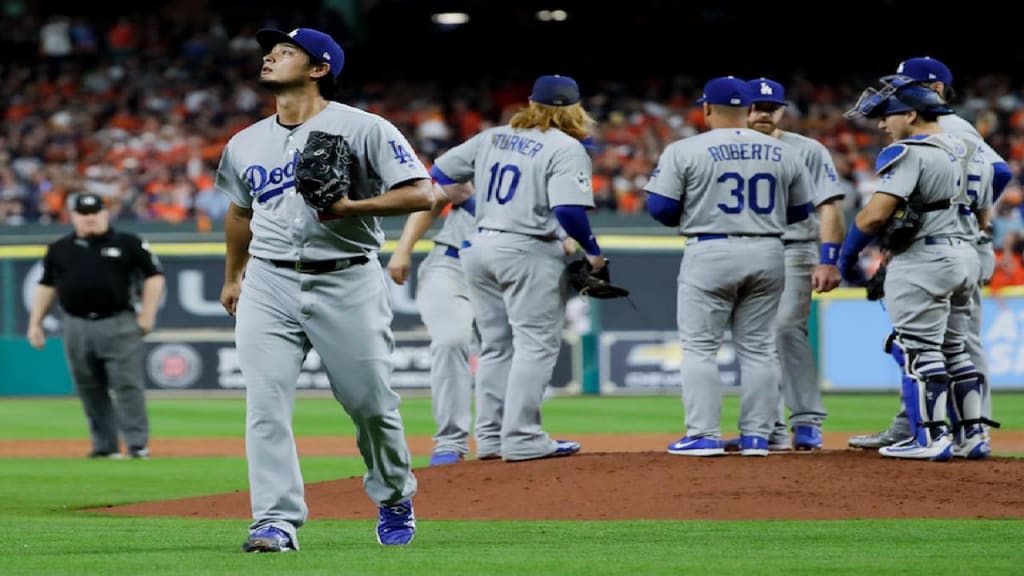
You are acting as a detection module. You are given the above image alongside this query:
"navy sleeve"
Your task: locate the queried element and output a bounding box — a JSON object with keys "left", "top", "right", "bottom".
{"left": 646, "top": 192, "right": 683, "bottom": 227}
{"left": 430, "top": 165, "right": 459, "bottom": 185}
{"left": 787, "top": 202, "right": 813, "bottom": 224}
{"left": 993, "top": 161, "right": 1012, "bottom": 202}
{"left": 553, "top": 205, "right": 600, "bottom": 255}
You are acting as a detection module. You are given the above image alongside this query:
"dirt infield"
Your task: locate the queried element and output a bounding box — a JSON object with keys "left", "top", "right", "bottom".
{"left": 17, "top": 431, "right": 1016, "bottom": 521}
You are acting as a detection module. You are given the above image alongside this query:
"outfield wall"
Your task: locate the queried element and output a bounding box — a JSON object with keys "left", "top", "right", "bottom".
{"left": 2, "top": 238, "right": 1022, "bottom": 395}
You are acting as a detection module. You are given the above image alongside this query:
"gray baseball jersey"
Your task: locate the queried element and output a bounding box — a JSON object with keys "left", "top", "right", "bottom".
{"left": 217, "top": 101, "right": 424, "bottom": 537}
{"left": 874, "top": 133, "right": 981, "bottom": 241}
{"left": 645, "top": 128, "right": 813, "bottom": 236}
{"left": 433, "top": 126, "right": 595, "bottom": 236}
{"left": 646, "top": 127, "right": 811, "bottom": 446}
{"left": 218, "top": 102, "right": 429, "bottom": 258}
{"left": 416, "top": 203, "right": 477, "bottom": 458}
{"left": 779, "top": 131, "right": 844, "bottom": 241}
{"left": 433, "top": 125, "right": 589, "bottom": 461}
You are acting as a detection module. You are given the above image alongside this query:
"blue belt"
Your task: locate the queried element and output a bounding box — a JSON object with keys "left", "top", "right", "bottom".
{"left": 691, "top": 234, "right": 782, "bottom": 243}
{"left": 444, "top": 246, "right": 460, "bottom": 259}
{"left": 924, "top": 237, "right": 967, "bottom": 246}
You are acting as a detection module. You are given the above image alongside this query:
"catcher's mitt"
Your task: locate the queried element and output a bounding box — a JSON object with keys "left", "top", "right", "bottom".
{"left": 567, "top": 258, "right": 630, "bottom": 299}
{"left": 865, "top": 264, "right": 886, "bottom": 301}
{"left": 296, "top": 130, "right": 353, "bottom": 211}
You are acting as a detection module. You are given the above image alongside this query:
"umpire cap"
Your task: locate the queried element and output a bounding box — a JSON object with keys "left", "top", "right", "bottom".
{"left": 257, "top": 28, "right": 345, "bottom": 78}
{"left": 71, "top": 193, "right": 105, "bottom": 214}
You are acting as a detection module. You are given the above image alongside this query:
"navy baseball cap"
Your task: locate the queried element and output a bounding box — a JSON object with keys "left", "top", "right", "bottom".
{"left": 696, "top": 76, "right": 749, "bottom": 107}
{"left": 529, "top": 75, "right": 581, "bottom": 106}
{"left": 72, "top": 193, "right": 104, "bottom": 214}
{"left": 896, "top": 57, "right": 953, "bottom": 85}
{"left": 257, "top": 28, "right": 345, "bottom": 79}
{"left": 746, "top": 77, "right": 787, "bottom": 105}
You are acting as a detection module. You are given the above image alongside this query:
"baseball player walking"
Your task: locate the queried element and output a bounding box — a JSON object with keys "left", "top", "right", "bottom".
{"left": 745, "top": 78, "right": 845, "bottom": 451}
{"left": 216, "top": 27, "right": 432, "bottom": 551}
{"left": 839, "top": 75, "right": 989, "bottom": 461}
{"left": 848, "top": 58, "right": 1011, "bottom": 453}
{"left": 646, "top": 76, "right": 813, "bottom": 457}
{"left": 429, "top": 75, "right": 600, "bottom": 462}
{"left": 388, "top": 187, "right": 478, "bottom": 466}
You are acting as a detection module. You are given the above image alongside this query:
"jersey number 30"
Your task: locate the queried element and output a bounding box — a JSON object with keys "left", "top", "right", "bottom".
{"left": 486, "top": 162, "right": 521, "bottom": 204}
{"left": 717, "top": 172, "right": 777, "bottom": 214}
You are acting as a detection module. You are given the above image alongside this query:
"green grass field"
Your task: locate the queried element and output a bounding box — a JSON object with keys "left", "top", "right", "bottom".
{"left": 1, "top": 394, "right": 1021, "bottom": 575}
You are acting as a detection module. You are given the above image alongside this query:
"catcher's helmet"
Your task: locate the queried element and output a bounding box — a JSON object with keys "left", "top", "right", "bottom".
{"left": 844, "top": 74, "right": 953, "bottom": 119}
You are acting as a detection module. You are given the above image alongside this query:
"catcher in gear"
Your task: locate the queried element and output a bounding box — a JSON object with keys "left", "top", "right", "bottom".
{"left": 567, "top": 257, "right": 629, "bottom": 299}
{"left": 296, "top": 130, "right": 353, "bottom": 211}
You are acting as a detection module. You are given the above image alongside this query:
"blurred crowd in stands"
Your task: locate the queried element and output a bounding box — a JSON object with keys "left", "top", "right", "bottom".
{"left": 4, "top": 10, "right": 1024, "bottom": 286}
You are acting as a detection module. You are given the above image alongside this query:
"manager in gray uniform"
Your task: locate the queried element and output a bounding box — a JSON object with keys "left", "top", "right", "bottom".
{"left": 28, "top": 192, "right": 164, "bottom": 460}
{"left": 429, "top": 75, "right": 601, "bottom": 462}
{"left": 839, "top": 75, "right": 988, "bottom": 461}
{"left": 216, "top": 27, "right": 433, "bottom": 552}
{"left": 645, "top": 76, "right": 813, "bottom": 457}
{"left": 745, "top": 78, "right": 845, "bottom": 451}
{"left": 388, "top": 189, "right": 478, "bottom": 466}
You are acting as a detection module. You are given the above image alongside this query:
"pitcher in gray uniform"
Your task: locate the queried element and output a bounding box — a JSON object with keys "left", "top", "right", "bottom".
{"left": 839, "top": 75, "right": 987, "bottom": 461}
{"left": 645, "top": 76, "right": 813, "bottom": 457}
{"left": 216, "top": 27, "right": 433, "bottom": 551}
{"left": 430, "top": 75, "right": 603, "bottom": 462}
{"left": 746, "top": 78, "right": 845, "bottom": 451}
{"left": 848, "top": 57, "right": 1012, "bottom": 453}
{"left": 388, "top": 188, "right": 478, "bottom": 466}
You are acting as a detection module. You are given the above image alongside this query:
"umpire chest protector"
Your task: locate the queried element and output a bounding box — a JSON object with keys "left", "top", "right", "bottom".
{"left": 876, "top": 136, "right": 977, "bottom": 254}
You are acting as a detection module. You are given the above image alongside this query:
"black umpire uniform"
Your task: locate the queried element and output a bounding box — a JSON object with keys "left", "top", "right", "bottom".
{"left": 29, "top": 193, "right": 164, "bottom": 458}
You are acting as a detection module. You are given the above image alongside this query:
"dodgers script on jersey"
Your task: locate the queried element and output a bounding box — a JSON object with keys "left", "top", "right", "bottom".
{"left": 216, "top": 102, "right": 429, "bottom": 259}
{"left": 778, "top": 131, "right": 844, "bottom": 241}
{"left": 432, "top": 127, "right": 594, "bottom": 237}
{"left": 645, "top": 128, "right": 812, "bottom": 235}
{"left": 875, "top": 133, "right": 989, "bottom": 241}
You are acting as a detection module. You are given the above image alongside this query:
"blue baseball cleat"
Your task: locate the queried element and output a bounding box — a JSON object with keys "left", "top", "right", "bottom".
{"left": 428, "top": 451, "right": 464, "bottom": 466}
{"left": 667, "top": 436, "right": 725, "bottom": 456}
{"left": 792, "top": 426, "right": 823, "bottom": 451}
{"left": 242, "top": 526, "right": 296, "bottom": 553}
{"left": 377, "top": 500, "right": 416, "bottom": 546}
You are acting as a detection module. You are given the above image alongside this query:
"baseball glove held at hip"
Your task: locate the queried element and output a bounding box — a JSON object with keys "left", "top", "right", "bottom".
{"left": 296, "top": 130, "right": 353, "bottom": 211}
{"left": 567, "top": 258, "right": 630, "bottom": 299}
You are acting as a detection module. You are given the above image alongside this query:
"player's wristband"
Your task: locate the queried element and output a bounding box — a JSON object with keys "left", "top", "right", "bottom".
{"left": 820, "top": 242, "right": 840, "bottom": 266}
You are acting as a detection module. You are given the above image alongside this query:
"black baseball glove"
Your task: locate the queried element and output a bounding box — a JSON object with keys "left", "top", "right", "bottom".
{"left": 295, "top": 130, "right": 353, "bottom": 211}
{"left": 567, "top": 258, "right": 630, "bottom": 299}
{"left": 865, "top": 264, "right": 887, "bottom": 301}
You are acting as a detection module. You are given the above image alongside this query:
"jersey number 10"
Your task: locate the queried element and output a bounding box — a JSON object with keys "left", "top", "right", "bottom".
{"left": 716, "top": 172, "right": 777, "bottom": 214}
{"left": 487, "top": 162, "right": 521, "bottom": 205}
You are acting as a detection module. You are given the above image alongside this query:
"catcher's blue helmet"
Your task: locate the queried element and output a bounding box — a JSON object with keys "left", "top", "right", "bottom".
{"left": 844, "top": 75, "right": 953, "bottom": 119}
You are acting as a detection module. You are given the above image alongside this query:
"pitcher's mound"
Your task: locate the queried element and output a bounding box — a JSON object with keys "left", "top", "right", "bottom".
{"left": 97, "top": 450, "right": 1024, "bottom": 521}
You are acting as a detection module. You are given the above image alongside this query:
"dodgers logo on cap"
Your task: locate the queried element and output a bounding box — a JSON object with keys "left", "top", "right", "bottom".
{"left": 746, "top": 77, "right": 786, "bottom": 105}
{"left": 257, "top": 27, "right": 346, "bottom": 78}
